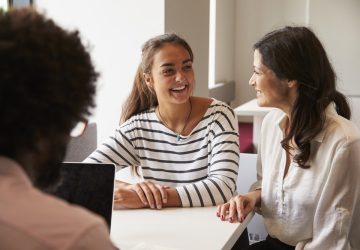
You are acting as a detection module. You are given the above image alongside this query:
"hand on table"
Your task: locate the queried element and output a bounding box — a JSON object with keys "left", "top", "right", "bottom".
{"left": 216, "top": 191, "right": 259, "bottom": 223}
{"left": 114, "top": 180, "right": 169, "bottom": 209}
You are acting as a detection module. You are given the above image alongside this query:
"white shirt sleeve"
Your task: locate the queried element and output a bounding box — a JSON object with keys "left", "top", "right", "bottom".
{"left": 297, "top": 139, "right": 360, "bottom": 250}
{"left": 84, "top": 123, "right": 140, "bottom": 167}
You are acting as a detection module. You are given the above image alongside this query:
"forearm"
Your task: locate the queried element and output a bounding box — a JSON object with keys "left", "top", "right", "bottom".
{"left": 163, "top": 188, "right": 182, "bottom": 207}
{"left": 248, "top": 189, "right": 261, "bottom": 207}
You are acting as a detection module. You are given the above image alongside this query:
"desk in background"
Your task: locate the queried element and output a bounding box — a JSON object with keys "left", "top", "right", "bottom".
{"left": 111, "top": 206, "right": 253, "bottom": 250}
{"left": 234, "top": 99, "right": 274, "bottom": 151}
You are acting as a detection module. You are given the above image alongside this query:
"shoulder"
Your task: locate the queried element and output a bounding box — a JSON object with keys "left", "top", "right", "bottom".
{"left": 322, "top": 108, "right": 360, "bottom": 146}
{"left": 0, "top": 186, "right": 108, "bottom": 248}
{"left": 199, "top": 97, "right": 235, "bottom": 118}
{"left": 208, "top": 98, "right": 233, "bottom": 111}
{"left": 35, "top": 189, "right": 106, "bottom": 227}
{"left": 262, "top": 108, "right": 285, "bottom": 127}
{"left": 120, "top": 108, "right": 157, "bottom": 129}
{"left": 46, "top": 194, "right": 105, "bottom": 226}
{"left": 127, "top": 108, "right": 156, "bottom": 122}
{"left": 196, "top": 98, "right": 237, "bottom": 131}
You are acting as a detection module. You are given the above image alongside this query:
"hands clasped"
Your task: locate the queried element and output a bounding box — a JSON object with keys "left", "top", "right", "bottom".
{"left": 114, "top": 180, "right": 169, "bottom": 209}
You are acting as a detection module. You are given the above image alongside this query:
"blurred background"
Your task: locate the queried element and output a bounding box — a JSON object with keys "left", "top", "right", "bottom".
{"left": 3, "top": 0, "right": 359, "bottom": 144}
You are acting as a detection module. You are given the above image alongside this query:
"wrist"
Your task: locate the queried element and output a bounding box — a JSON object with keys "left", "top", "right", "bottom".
{"left": 249, "top": 189, "right": 261, "bottom": 207}
{"left": 164, "top": 188, "right": 182, "bottom": 207}
{"left": 115, "top": 180, "right": 130, "bottom": 189}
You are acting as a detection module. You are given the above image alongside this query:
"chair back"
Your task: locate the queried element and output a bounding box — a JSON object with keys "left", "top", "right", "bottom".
{"left": 237, "top": 153, "right": 267, "bottom": 243}
{"left": 64, "top": 122, "right": 97, "bottom": 162}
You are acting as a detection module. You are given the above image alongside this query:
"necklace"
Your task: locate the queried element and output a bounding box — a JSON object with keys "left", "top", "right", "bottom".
{"left": 157, "top": 99, "right": 192, "bottom": 142}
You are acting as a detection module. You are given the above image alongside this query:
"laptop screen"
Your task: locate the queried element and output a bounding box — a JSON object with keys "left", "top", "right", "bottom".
{"left": 51, "top": 162, "right": 115, "bottom": 229}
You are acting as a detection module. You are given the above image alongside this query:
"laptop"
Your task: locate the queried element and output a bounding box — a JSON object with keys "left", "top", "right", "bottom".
{"left": 51, "top": 162, "right": 116, "bottom": 230}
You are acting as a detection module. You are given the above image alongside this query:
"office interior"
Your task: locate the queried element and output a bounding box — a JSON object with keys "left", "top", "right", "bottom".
{"left": 14, "top": 0, "right": 357, "bottom": 144}
{"left": 3, "top": 0, "right": 354, "bottom": 145}
{"left": 3, "top": 0, "right": 360, "bottom": 247}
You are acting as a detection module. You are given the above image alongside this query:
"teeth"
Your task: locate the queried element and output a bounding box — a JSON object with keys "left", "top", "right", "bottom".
{"left": 172, "top": 86, "right": 186, "bottom": 91}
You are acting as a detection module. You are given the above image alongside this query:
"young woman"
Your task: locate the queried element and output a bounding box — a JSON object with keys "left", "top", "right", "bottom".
{"left": 217, "top": 26, "right": 360, "bottom": 249}
{"left": 86, "top": 33, "right": 240, "bottom": 210}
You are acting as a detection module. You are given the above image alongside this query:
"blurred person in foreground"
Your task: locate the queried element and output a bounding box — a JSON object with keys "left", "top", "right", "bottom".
{"left": 0, "top": 8, "right": 116, "bottom": 249}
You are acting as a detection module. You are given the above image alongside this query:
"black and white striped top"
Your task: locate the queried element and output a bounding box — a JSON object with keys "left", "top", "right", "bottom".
{"left": 86, "top": 99, "right": 239, "bottom": 207}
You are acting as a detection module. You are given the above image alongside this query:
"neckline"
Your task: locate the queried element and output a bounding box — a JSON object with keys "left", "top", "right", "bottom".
{"left": 157, "top": 99, "right": 192, "bottom": 142}
{"left": 154, "top": 99, "right": 216, "bottom": 140}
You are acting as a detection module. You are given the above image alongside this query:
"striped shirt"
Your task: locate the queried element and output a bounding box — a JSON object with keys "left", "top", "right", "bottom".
{"left": 86, "top": 99, "right": 239, "bottom": 207}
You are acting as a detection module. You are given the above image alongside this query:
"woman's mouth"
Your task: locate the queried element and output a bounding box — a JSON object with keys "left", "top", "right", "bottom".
{"left": 170, "top": 85, "right": 187, "bottom": 92}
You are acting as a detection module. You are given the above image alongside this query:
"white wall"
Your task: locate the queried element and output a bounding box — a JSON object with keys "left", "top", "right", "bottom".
{"left": 308, "top": 0, "right": 360, "bottom": 96}
{"left": 32, "top": 1, "right": 360, "bottom": 141}
{"left": 214, "top": 0, "right": 236, "bottom": 85}
{"left": 165, "top": 0, "right": 210, "bottom": 97}
{"left": 233, "top": 0, "right": 360, "bottom": 127}
{"left": 36, "top": 0, "right": 165, "bottom": 143}
{"left": 349, "top": 97, "right": 360, "bottom": 127}
{"left": 308, "top": 0, "right": 360, "bottom": 127}
{"left": 234, "top": 0, "right": 307, "bottom": 108}
{"left": 36, "top": 0, "right": 213, "bottom": 143}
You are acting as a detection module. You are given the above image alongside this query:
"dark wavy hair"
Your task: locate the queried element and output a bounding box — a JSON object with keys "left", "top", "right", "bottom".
{"left": 120, "top": 33, "right": 193, "bottom": 122}
{"left": 254, "top": 26, "right": 350, "bottom": 168}
{"left": 0, "top": 9, "right": 98, "bottom": 157}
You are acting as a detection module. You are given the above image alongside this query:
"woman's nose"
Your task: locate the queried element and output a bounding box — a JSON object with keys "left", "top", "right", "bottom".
{"left": 175, "top": 71, "right": 186, "bottom": 82}
{"left": 249, "top": 73, "right": 255, "bottom": 86}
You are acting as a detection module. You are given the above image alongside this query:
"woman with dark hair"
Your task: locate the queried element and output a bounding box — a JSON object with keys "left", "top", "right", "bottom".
{"left": 217, "top": 26, "right": 360, "bottom": 249}
{"left": 86, "top": 33, "right": 241, "bottom": 211}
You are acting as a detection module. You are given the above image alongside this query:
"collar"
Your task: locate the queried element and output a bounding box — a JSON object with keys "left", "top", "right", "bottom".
{"left": 277, "top": 112, "right": 288, "bottom": 133}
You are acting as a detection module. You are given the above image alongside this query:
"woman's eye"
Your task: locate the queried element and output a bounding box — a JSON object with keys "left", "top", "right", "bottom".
{"left": 162, "top": 68, "right": 175, "bottom": 75}
{"left": 183, "top": 64, "right": 193, "bottom": 71}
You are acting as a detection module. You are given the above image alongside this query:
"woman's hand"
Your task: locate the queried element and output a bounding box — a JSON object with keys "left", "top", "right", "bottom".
{"left": 113, "top": 183, "right": 144, "bottom": 209}
{"left": 216, "top": 190, "right": 261, "bottom": 223}
{"left": 113, "top": 180, "right": 169, "bottom": 209}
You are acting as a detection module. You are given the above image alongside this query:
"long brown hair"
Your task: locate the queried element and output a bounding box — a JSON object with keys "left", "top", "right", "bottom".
{"left": 120, "top": 33, "right": 194, "bottom": 123}
{"left": 254, "top": 26, "right": 351, "bottom": 168}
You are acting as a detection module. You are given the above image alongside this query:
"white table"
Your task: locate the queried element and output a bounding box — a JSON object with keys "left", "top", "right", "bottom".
{"left": 110, "top": 207, "right": 253, "bottom": 250}
{"left": 234, "top": 99, "right": 274, "bottom": 151}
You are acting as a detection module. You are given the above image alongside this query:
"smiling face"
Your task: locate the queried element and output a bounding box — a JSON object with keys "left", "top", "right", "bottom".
{"left": 144, "top": 43, "right": 194, "bottom": 106}
{"left": 249, "top": 49, "right": 297, "bottom": 113}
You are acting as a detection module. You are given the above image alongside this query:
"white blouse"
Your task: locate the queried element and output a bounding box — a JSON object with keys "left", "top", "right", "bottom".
{"left": 251, "top": 104, "right": 360, "bottom": 249}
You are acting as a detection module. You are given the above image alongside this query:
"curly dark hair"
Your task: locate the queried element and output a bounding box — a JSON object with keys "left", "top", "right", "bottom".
{"left": 0, "top": 9, "right": 98, "bottom": 157}
{"left": 254, "top": 26, "right": 350, "bottom": 168}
